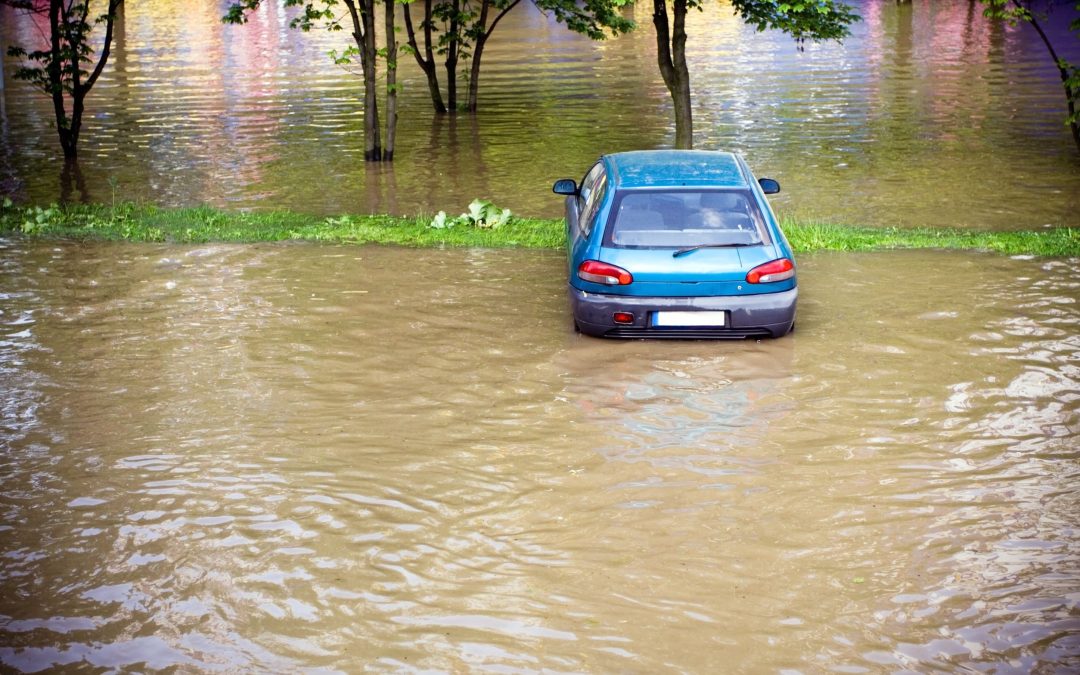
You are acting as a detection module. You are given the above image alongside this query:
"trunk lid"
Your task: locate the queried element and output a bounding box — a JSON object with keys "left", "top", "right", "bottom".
{"left": 597, "top": 244, "right": 778, "bottom": 297}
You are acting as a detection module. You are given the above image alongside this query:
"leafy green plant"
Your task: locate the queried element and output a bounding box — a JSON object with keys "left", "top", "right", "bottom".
{"left": 430, "top": 211, "right": 452, "bottom": 229}
{"left": 430, "top": 199, "right": 512, "bottom": 229}
{"left": 324, "top": 215, "right": 355, "bottom": 229}
{"left": 20, "top": 205, "right": 62, "bottom": 235}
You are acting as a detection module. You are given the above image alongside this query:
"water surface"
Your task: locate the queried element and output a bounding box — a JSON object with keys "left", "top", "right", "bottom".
{"left": 1, "top": 241, "right": 1077, "bottom": 671}
{"left": 1, "top": 1, "right": 1079, "bottom": 227}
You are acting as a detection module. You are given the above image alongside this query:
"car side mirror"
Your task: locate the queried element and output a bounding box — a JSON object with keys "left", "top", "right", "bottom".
{"left": 758, "top": 178, "right": 780, "bottom": 195}
{"left": 552, "top": 179, "right": 578, "bottom": 196}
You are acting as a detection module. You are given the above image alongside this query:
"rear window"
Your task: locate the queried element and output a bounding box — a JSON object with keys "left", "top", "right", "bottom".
{"left": 603, "top": 190, "right": 767, "bottom": 248}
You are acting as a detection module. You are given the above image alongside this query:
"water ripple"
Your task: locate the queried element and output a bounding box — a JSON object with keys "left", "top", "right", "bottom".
{"left": 0, "top": 243, "right": 1078, "bottom": 670}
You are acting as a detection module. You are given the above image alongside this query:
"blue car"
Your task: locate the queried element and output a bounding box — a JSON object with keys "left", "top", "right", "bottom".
{"left": 553, "top": 150, "right": 797, "bottom": 339}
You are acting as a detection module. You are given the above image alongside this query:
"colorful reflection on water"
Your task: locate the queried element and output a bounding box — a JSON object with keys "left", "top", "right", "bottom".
{"left": 0, "top": 1, "right": 1078, "bottom": 227}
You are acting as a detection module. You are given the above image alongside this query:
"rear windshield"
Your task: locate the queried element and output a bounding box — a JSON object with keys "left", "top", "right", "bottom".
{"left": 603, "top": 190, "right": 767, "bottom": 248}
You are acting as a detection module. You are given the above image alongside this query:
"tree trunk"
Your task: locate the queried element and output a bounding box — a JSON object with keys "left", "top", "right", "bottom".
{"left": 362, "top": 0, "right": 382, "bottom": 160}
{"left": 446, "top": 0, "right": 461, "bottom": 112}
{"left": 383, "top": 0, "right": 397, "bottom": 160}
{"left": 465, "top": 0, "right": 490, "bottom": 114}
{"left": 345, "top": 0, "right": 382, "bottom": 160}
{"left": 62, "top": 2, "right": 87, "bottom": 157}
{"left": 47, "top": 0, "right": 74, "bottom": 158}
{"left": 69, "top": 94, "right": 85, "bottom": 158}
{"left": 403, "top": 0, "right": 447, "bottom": 113}
{"left": 466, "top": 0, "right": 520, "bottom": 113}
{"left": 652, "top": 0, "right": 693, "bottom": 149}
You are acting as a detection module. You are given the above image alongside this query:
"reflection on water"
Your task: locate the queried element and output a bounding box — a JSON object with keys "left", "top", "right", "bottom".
{"left": 562, "top": 341, "right": 795, "bottom": 477}
{"left": 0, "top": 241, "right": 1077, "bottom": 671}
{"left": 1, "top": 1, "right": 1079, "bottom": 227}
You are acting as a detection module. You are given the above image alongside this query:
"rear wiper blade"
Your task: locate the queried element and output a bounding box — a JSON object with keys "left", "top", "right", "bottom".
{"left": 672, "top": 243, "right": 752, "bottom": 258}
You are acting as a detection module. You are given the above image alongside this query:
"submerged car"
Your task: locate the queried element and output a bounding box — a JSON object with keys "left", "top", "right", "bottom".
{"left": 553, "top": 150, "right": 796, "bottom": 339}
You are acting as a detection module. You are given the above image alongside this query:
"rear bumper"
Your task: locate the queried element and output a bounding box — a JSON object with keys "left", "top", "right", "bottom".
{"left": 569, "top": 286, "right": 797, "bottom": 339}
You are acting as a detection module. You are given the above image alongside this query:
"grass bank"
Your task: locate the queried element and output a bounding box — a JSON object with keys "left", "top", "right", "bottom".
{"left": 2, "top": 202, "right": 1077, "bottom": 257}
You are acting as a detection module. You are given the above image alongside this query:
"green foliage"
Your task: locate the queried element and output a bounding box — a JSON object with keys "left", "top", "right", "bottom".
{"left": 536, "top": 0, "right": 634, "bottom": 40}
{"left": 430, "top": 211, "right": 452, "bottom": 229}
{"left": 1065, "top": 60, "right": 1080, "bottom": 125}
{"left": 18, "top": 205, "right": 63, "bottom": 235}
{"left": 223, "top": 0, "right": 337, "bottom": 31}
{"left": 780, "top": 218, "right": 1080, "bottom": 257}
{"left": 329, "top": 45, "right": 362, "bottom": 65}
{"left": 430, "top": 199, "right": 513, "bottom": 229}
{"left": 979, "top": 0, "right": 1031, "bottom": 25}
{"left": 730, "top": 0, "right": 859, "bottom": 43}
{"left": 418, "top": 0, "right": 632, "bottom": 82}
{"left": 1, "top": 199, "right": 136, "bottom": 235}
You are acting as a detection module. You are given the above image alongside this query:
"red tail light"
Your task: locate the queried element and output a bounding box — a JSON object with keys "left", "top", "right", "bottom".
{"left": 578, "top": 260, "right": 633, "bottom": 285}
{"left": 746, "top": 258, "right": 794, "bottom": 284}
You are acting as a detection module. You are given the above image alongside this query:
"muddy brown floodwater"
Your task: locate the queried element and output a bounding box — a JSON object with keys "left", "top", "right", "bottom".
{"left": 0, "top": 240, "right": 1077, "bottom": 671}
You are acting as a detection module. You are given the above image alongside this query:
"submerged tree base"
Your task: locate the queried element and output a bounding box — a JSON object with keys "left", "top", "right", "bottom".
{"left": 1, "top": 202, "right": 1077, "bottom": 257}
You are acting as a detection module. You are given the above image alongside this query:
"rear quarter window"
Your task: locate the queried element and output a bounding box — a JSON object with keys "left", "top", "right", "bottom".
{"left": 579, "top": 174, "right": 608, "bottom": 239}
{"left": 578, "top": 162, "right": 604, "bottom": 212}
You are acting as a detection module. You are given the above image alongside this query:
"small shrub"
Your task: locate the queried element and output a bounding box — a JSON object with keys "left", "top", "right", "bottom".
{"left": 21, "top": 204, "right": 62, "bottom": 235}
{"left": 429, "top": 199, "right": 512, "bottom": 229}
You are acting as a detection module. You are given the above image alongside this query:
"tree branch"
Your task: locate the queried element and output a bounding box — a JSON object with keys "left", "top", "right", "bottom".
{"left": 485, "top": 0, "right": 522, "bottom": 41}
{"left": 341, "top": 0, "right": 366, "bottom": 56}
{"left": 84, "top": 0, "right": 122, "bottom": 93}
{"left": 652, "top": 0, "right": 675, "bottom": 87}
{"left": 58, "top": 0, "right": 83, "bottom": 95}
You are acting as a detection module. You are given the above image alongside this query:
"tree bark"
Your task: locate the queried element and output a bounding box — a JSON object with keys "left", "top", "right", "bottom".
{"left": 652, "top": 0, "right": 692, "bottom": 149}
{"left": 403, "top": 0, "right": 447, "bottom": 113}
{"left": 84, "top": 0, "right": 122, "bottom": 92}
{"left": 466, "top": 0, "right": 520, "bottom": 113}
{"left": 344, "top": 0, "right": 382, "bottom": 160}
{"left": 383, "top": 0, "right": 397, "bottom": 160}
{"left": 446, "top": 0, "right": 461, "bottom": 112}
{"left": 47, "top": 0, "right": 73, "bottom": 157}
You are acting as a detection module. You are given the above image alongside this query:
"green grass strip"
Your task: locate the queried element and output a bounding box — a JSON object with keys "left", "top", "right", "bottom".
{"left": 1, "top": 202, "right": 1077, "bottom": 257}
{"left": 779, "top": 217, "right": 1080, "bottom": 257}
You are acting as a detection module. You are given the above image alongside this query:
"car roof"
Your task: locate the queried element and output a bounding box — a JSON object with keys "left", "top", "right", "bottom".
{"left": 605, "top": 150, "right": 749, "bottom": 189}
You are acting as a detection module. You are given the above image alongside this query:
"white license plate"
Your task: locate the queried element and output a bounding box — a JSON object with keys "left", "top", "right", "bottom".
{"left": 652, "top": 311, "right": 726, "bottom": 327}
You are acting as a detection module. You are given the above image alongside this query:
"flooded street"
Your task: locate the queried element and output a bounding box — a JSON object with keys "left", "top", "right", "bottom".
{"left": 1, "top": 241, "right": 1077, "bottom": 671}
{"left": 2, "top": 0, "right": 1080, "bottom": 667}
